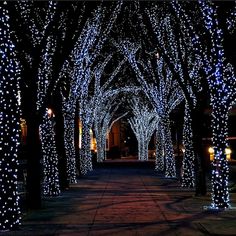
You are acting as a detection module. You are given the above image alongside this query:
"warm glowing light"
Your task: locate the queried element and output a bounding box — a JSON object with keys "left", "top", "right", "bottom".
{"left": 208, "top": 147, "right": 214, "bottom": 154}
{"left": 208, "top": 147, "right": 231, "bottom": 161}
{"left": 47, "top": 108, "right": 53, "bottom": 117}
{"left": 225, "top": 148, "right": 231, "bottom": 155}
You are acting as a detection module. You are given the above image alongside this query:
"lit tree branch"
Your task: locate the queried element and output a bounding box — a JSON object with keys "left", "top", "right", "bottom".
{"left": 116, "top": 40, "right": 183, "bottom": 177}
{"left": 128, "top": 97, "right": 159, "bottom": 161}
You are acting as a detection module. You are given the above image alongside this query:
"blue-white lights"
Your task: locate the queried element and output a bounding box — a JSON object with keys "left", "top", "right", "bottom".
{"left": 0, "top": 3, "right": 21, "bottom": 230}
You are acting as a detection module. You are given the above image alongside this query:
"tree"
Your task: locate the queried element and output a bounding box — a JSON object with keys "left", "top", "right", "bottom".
{"left": 92, "top": 54, "right": 126, "bottom": 163}
{"left": 0, "top": 2, "right": 21, "bottom": 230}
{"left": 197, "top": 0, "right": 236, "bottom": 209}
{"left": 117, "top": 40, "right": 184, "bottom": 177}
{"left": 39, "top": 109, "right": 60, "bottom": 196}
{"left": 63, "top": 2, "right": 123, "bottom": 176}
{"left": 143, "top": 2, "right": 207, "bottom": 192}
{"left": 128, "top": 97, "right": 159, "bottom": 161}
{"left": 7, "top": 1, "right": 98, "bottom": 209}
{"left": 155, "top": 128, "right": 165, "bottom": 172}
{"left": 181, "top": 103, "right": 195, "bottom": 188}
{"left": 164, "top": 0, "right": 236, "bottom": 208}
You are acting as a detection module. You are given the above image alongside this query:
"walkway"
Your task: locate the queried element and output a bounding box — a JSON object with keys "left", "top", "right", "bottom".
{"left": 3, "top": 162, "right": 236, "bottom": 236}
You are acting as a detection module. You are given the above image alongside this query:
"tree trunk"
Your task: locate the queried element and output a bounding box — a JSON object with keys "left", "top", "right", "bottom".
{"left": 138, "top": 136, "right": 149, "bottom": 161}
{"left": 162, "top": 118, "right": 176, "bottom": 178}
{"left": 39, "top": 112, "right": 60, "bottom": 196}
{"left": 80, "top": 121, "right": 92, "bottom": 175}
{"left": 26, "top": 117, "right": 42, "bottom": 209}
{"left": 191, "top": 107, "right": 207, "bottom": 196}
{"left": 210, "top": 103, "right": 230, "bottom": 208}
{"left": 155, "top": 128, "right": 165, "bottom": 171}
{"left": 181, "top": 104, "right": 195, "bottom": 188}
{"left": 63, "top": 113, "right": 77, "bottom": 183}
{"left": 96, "top": 133, "right": 104, "bottom": 163}
{"left": 55, "top": 109, "right": 68, "bottom": 190}
{"left": 74, "top": 111, "right": 80, "bottom": 175}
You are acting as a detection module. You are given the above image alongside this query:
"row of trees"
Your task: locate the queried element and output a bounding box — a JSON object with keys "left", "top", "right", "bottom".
{"left": 114, "top": 1, "right": 236, "bottom": 208}
{"left": 1, "top": 1, "right": 125, "bottom": 230}
{"left": 1, "top": 0, "right": 236, "bottom": 231}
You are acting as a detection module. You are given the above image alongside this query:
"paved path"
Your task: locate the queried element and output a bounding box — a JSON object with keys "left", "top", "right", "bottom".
{"left": 3, "top": 164, "right": 236, "bottom": 235}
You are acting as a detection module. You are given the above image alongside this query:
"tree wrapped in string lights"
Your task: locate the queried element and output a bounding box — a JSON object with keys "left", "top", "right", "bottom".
{"left": 117, "top": 41, "right": 183, "bottom": 177}
{"left": 7, "top": 1, "right": 62, "bottom": 208}
{"left": 60, "top": 2, "right": 123, "bottom": 176}
{"left": 166, "top": 0, "right": 236, "bottom": 208}
{"left": 63, "top": 100, "right": 77, "bottom": 182}
{"left": 181, "top": 103, "right": 195, "bottom": 188}
{"left": 8, "top": 1, "right": 103, "bottom": 207}
{"left": 0, "top": 2, "right": 21, "bottom": 230}
{"left": 94, "top": 85, "right": 141, "bottom": 161}
{"left": 155, "top": 128, "right": 165, "bottom": 172}
{"left": 94, "top": 96, "right": 118, "bottom": 162}
{"left": 128, "top": 98, "right": 159, "bottom": 161}
{"left": 198, "top": 0, "right": 236, "bottom": 209}
{"left": 39, "top": 109, "right": 60, "bottom": 196}
{"left": 93, "top": 54, "right": 126, "bottom": 163}
{"left": 143, "top": 2, "right": 206, "bottom": 189}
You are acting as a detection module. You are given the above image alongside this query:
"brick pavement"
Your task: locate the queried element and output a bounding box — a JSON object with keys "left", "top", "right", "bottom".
{"left": 2, "top": 162, "right": 236, "bottom": 236}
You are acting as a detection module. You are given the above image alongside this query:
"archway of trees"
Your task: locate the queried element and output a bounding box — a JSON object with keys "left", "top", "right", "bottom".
{"left": 1, "top": 0, "right": 236, "bottom": 230}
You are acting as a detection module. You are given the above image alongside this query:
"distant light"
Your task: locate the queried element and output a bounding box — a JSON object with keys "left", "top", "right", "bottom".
{"left": 225, "top": 148, "right": 231, "bottom": 155}
{"left": 208, "top": 147, "right": 214, "bottom": 154}
{"left": 47, "top": 108, "right": 53, "bottom": 117}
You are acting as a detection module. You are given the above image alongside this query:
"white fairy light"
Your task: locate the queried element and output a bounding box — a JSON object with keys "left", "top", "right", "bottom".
{"left": 0, "top": 3, "right": 21, "bottom": 230}
{"left": 60, "top": 2, "right": 123, "bottom": 177}
{"left": 39, "top": 109, "right": 60, "bottom": 196}
{"left": 117, "top": 40, "right": 184, "bottom": 178}
{"left": 128, "top": 98, "right": 159, "bottom": 161}
{"left": 198, "top": 0, "right": 235, "bottom": 209}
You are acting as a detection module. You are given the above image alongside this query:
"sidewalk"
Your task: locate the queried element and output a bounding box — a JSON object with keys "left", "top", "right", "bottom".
{"left": 3, "top": 162, "right": 236, "bottom": 236}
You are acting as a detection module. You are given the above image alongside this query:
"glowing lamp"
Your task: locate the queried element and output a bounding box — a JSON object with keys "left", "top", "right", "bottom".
{"left": 225, "top": 148, "right": 231, "bottom": 161}
{"left": 208, "top": 147, "right": 214, "bottom": 161}
{"left": 47, "top": 108, "right": 53, "bottom": 118}
{"left": 208, "top": 147, "right": 231, "bottom": 161}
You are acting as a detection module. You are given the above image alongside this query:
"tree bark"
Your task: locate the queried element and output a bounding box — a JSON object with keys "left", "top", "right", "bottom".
{"left": 63, "top": 113, "right": 77, "bottom": 183}
{"left": 211, "top": 103, "right": 230, "bottom": 208}
{"left": 80, "top": 121, "right": 92, "bottom": 175}
{"left": 191, "top": 107, "right": 207, "bottom": 196}
{"left": 162, "top": 118, "right": 176, "bottom": 178}
{"left": 26, "top": 116, "right": 42, "bottom": 209}
{"left": 181, "top": 104, "right": 195, "bottom": 188}
{"left": 155, "top": 128, "right": 165, "bottom": 171}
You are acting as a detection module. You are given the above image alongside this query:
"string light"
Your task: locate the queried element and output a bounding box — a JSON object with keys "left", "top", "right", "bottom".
{"left": 155, "top": 128, "right": 165, "bottom": 172}
{"left": 128, "top": 98, "right": 159, "bottom": 161}
{"left": 62, "top": 99, "right": 77, "bottom": 184}
{"left": 0, "top": 2, "right": 21, "bottom": 230}
{"left": 181, "top": 103, "right": 195, "bottom": 188}
{"left": 198, "top": 0, "right": 235, "bottom": 209}
{"left": 39, "top": 109, "right": 60, "bottom": 196}
{"left": 160, "top": 1, "right": 235, "bottom": 207}
{"left": 117, "top": 41, "right": 184, "bottom": 177}
{"left": 68, "top": 2, "right": 122, "bottom": 176}
{"left": 145, "top": 2, "right": 204, "bottom": 183}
